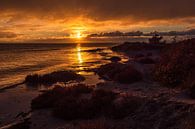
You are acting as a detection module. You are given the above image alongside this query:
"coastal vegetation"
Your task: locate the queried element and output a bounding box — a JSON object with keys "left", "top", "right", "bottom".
{"left": 25, "top": 70, "right": 85, "bottom": 86}
{"left": 154, "top": 39, "right": 195, "bottom": 88}
{"left": 2, "top": 38, "right": 195, "bottom": 129}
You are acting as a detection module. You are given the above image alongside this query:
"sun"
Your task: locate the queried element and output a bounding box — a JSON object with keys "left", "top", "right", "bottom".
{"left": 76, "top": 31, "right": 82, "bottom": 39}
{"left": 70, "top": 25, "right": 88, "bottom": 39}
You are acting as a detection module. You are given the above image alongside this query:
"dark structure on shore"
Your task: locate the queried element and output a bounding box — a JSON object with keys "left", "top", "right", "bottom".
{"left": 149, "top": 34, "right": 165, "bottom": 44}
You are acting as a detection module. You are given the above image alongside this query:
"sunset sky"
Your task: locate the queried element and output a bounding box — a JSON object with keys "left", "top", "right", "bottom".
{"left": 0, "top": 0, "right": 195, "bottom": 42}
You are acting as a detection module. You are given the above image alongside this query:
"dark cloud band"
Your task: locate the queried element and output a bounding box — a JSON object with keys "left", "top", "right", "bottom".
{"left": 0, "top": 0, "right": 195, "bottom": 21}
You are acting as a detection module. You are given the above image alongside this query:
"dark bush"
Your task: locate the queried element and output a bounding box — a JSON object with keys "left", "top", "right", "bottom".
{"left": 154, "top": 39, "right": 195, "bottom": 87}
{"left": 31, "top": 84, "right": 93, "bottom": 110}
{"left": 53, "top": 89, "right": 118, "bottom": 120}
{"left": 137, "top": 57, "right": 156, "bottom": 64}
{"left": 105, "top": 96, "right": 145, "bottom": 119}
{"left": 77, "top": 119, "right": 117, "bottom": 129}
{"left": 147, "top": 52, "right": 153, "bottom": 56}
{"left": 111, "top": 42, "right": 165, "bottom": 52}
{"left": 189, "top": 82, "right": 195, "bottom": 99}
{"left": 96, "top": 63, "right": 125, "bottom": 80}
{"left": 32, "top": 84, "right": 125, "bottom": 120}
{"left": 134, "top": 53, "right": 145, "bottom": 58}
{"left": 96, "top": 63, "right": 143, "bottom": 84}
{"left": 91, "top": 89, "right": 117, "bottom": 110}
{"left": 7, "top": 119, "right": 30, "bottom": 129}
{"left": 114, "top": 65, "right": 143, "bottom": 84}
{"left": 53, "top": 97, "right": 98, "bottom": 120}
{"left": 25, "top": 70, "right": 85, "bottom": 86}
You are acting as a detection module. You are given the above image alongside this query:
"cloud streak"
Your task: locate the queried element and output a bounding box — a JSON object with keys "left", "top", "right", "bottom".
{"left": 0, "top": 0, "right": 195, "bottom": 21}
{"left": 0, "top": 0, "right": 195, "bottom": 42}
{"left": 0, "top": 31, "right": 18, "bottom": 38}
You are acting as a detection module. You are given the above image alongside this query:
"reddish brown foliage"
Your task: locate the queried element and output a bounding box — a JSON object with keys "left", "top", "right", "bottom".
{"left": 32, "top": 84, "right": 146, "bottom": 120}
{"left": 154, "top": 39, "right": 195, "bottom": 87}
{"left": 31, "top": 84, "right": 93, "bottom": 110}
{"left": 97, "top": 63, "right": 143, "bottom": 84}
{"left": 25, "top": 71, "right": 85, "bottom": 86}
{"left": 137, "top": 57, "right": 156, "bottom": 64}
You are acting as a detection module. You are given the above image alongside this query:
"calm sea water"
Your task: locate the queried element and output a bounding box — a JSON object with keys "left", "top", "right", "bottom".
{"left": 0, "top": 43, "right": 127, "bottom": 87}
{"left": 0, "top": 35, "right": 194, "bottom": 88}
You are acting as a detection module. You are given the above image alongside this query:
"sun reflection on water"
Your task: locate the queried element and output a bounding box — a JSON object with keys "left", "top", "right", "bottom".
{"left": 76, "top": 44, "right": 85, "bottom": 74}
{"left": 77, "top": 44, "right": 83, "bottom": 64}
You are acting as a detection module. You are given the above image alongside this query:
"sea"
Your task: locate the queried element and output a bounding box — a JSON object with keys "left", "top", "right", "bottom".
{"left": 0, "top": 35, "right": 193, "bottom": 88}
{"left": 0, "top": 42, "right": 128, "bottom": 88}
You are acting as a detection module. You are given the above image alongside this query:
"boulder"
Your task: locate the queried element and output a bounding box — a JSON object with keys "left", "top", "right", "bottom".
{"left": 110, "top": 56, "right": 121, "bottom": 63}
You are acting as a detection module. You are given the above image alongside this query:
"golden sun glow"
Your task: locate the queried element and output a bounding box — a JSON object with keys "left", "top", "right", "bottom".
{"left": 76, "top": 31, "right": 82, "bottom": 39}
{"left": 69, "top": 24, "right": 88, "bottom": 39}
{"left": 70, "top": 30, "right": 86, "bottom": 39}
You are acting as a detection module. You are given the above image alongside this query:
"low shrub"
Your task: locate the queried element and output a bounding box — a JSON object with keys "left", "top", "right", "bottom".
{"left": 78, "top": 120, "right": 118, "bottom": 129}
{"left": 96, "top": 63, "right": 124, "bottom": 80}
{"left": 114, "top": 65, "right": 143, "bottom": 84}
{"left": 53, "top": 89, "right": 118, "bottom": 120}
{"left": 111, "top": 42, "right": 165, "bottom": 52}
{"left": 189, "top": 82, "right": 195, "bottom": 99}
{"left": 25, "top": 70, "right": 85, "bottom": 86}
{"left": 96, "top": 63, "right": 143, "bottom": 84}
{"left": 31, "top": 84, "right": 93, "bottom": 110}
{"left": 77, "top": 119, "right": 116, "bottom": 129}
{"left": 154, "top": 39, "right": 195, "bottom": 87}
{"left": 137, "top": 57, "right": 156, "bottom": 64}
{"left": 105, "top": 96, "right": 145, "bottom": 119}
{"left": 91, "top": 89, "right": 118, "bottom": 110}
{"left": 7, "top": 119, "right": 30, "bottom": 129}
{"left": 32, "top": 84, "right": 146, "bottom": 120}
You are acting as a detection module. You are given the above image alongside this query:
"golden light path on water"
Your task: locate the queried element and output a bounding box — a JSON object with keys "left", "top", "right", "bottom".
{"left": 77, "top": 44, "right": 83, "bottom": 64}
{"left": 76, "top": 44, "right": 85, "bottom": 74}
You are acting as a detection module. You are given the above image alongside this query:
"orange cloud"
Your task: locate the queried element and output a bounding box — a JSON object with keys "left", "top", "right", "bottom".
{"left": 0, "top": 0, "right": 195, "bottom": 42}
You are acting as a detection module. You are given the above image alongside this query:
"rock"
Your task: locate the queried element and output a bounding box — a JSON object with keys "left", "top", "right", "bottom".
{"left": 25, "top": 74, "right": 39, "bottom": 85}
{"left": 110, "top": 56, "right": 121, "bottom": 63}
